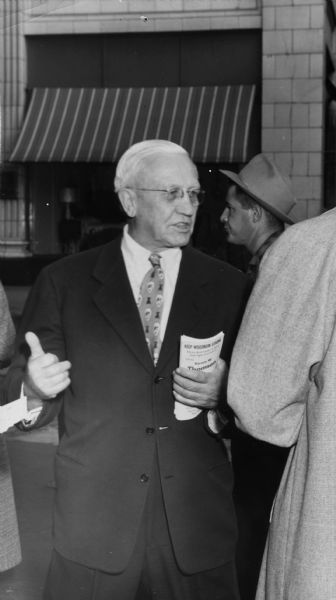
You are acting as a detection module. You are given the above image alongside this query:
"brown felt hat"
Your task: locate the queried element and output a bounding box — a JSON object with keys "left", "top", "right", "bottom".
{"left": 220, "top": 154, "right": 296, "bottom": 225}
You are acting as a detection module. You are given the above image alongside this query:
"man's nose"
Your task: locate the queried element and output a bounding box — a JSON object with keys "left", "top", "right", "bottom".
{"left": 220, "top": 208, "right": 229, "bottom": 223}
{"left": 176, "top": 190, "right": 196, "bottom": 214}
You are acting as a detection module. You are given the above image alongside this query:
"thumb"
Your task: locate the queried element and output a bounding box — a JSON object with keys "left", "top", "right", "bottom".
{"left": 217, "top": 357, "right": 227, "bottom": 373}
{"left": 25, "top": 331, "right": 45, "bottom": 359}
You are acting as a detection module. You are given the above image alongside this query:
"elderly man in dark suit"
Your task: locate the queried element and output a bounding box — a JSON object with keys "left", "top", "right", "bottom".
{"left": 5, "top": 140, "right": 250, "bottom": 600}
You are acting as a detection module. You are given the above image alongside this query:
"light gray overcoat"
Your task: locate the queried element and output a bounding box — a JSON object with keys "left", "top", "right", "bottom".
{"left": 0, "top": 281, "right": 21, "bottom": 571}
{"left": 0, "top": 436, "right": 21, "bottom": 571}
{"left": 228, "top": 208, "right": 336, "bottom": 600}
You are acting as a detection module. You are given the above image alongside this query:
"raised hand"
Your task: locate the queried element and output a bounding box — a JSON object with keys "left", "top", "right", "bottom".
{"left": 24, "top": 331, "right": 71, "bottom": 400}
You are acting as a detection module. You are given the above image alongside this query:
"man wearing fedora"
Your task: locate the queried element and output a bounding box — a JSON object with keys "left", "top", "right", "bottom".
{"left": 219, "top": 153, "right": 296, "bottom": 600}
{"left": 220, "top": 153, "right": 296, "bottom": 281}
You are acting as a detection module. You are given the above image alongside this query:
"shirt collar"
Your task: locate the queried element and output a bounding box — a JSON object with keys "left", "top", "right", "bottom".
{"left": 121, "top": 224, "right": 181, "bottom": 271}
{"left": 254, "top": 230, "right": 282, "bottom": 262}
{"left": 247, "top": 231, "right": 282, "bottom": 282}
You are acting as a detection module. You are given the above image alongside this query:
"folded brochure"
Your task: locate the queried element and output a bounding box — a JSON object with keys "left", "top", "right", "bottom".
{"left": 175, "top": 331, "right": 224, "bottom": 420}
{"left": 0, "top": 394, "right": 29, "bottom": 434}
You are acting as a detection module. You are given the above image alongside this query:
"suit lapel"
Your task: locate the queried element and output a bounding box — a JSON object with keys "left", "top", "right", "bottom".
{"left": 92, "top": 241, "right": 211, "bottom": 373}
{"left": 92, "top": 239, "right": 154, "bottom": 373}
{"left": 157, "top": 247, "right": 210, "bottom": 371}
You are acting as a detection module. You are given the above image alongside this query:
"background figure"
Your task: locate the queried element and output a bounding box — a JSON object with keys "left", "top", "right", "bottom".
{"left": 5, "top": 140, "right": 250, "bottom": 600}
{"left": 228, "top": 207, "right": 336, "bottom": 600}
{"left": 0, "top": 281, "right": 21, "bottom": 572}
{"left": 220, "top": 153, "right": 296, "bottom": 281}
{"left": 220, "top": 154, "right": 296, "bottom": 600}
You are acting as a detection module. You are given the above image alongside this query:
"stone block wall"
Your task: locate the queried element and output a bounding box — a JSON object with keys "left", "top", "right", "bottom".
{"left": 22, "top": 0, "right": 260, "bottom": 35}
{"left": 262, "top": 0, "right": 325, "bottom": 221}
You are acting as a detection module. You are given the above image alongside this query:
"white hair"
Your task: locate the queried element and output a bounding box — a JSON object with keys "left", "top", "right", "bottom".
{"left": 114, "top": 139, "right": 189, "bottom": 192}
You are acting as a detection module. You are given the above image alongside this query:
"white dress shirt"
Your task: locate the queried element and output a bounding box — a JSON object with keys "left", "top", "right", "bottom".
{"left": 121, "top": 224, "right": 181, "bottom": 342}
{"left": 121, "top": 226, "right": 205, "bottom": 422}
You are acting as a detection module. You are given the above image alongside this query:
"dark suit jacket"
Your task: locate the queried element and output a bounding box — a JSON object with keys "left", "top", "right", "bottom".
{"left": 5, "top": 238, "right": 250, "bottom": 575}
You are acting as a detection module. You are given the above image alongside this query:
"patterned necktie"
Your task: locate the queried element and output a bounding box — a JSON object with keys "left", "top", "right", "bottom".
{"left": 137, "top": 253, "right": 165, "bottom": 365}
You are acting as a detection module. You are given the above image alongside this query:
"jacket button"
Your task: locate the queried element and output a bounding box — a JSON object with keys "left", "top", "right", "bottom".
{"left": 154, "top": 376, "right": 166, "bottom": 383}
{"left": 140, "top": 473, "right": 149, "bottom": 483}
{"left": 146, "top": 427, "right": 155, "bottom": 435}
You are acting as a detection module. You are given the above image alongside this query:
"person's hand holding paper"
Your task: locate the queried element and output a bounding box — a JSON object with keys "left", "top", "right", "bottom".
{"left": 172, "top": 332, "right": 226, "bottom": 420}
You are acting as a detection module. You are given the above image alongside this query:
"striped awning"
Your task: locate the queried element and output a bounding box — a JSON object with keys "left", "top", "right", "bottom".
{"left": 10, "top": 85, "right": 256, "bottom": 163}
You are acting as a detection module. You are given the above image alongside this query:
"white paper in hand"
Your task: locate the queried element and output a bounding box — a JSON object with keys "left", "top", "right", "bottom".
{"left": 175, "top": 332, "right": 224, "bottom": 421}
{"left": 0, "top": 391, "right": 29, "bottom": 434}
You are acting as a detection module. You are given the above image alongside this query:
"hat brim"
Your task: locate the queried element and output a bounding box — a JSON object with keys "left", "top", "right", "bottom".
{"left": 220, "top": 169, "right": 295, "bottom": 225}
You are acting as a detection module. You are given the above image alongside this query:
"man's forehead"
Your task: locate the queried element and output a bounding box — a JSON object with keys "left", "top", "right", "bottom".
{"left": 227, "top": 184, "right": 251, "bottom": 204}
{"left": 226, "top": 185, "right": 239, "bottom": 202}
{"left": 140, "top": 152, "right": 198, "bottom": 184}
{"left": 145, "top": 152, "right": 194, "bottom": 169}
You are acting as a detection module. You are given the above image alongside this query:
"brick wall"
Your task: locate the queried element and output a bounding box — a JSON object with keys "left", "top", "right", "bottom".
{"left": 262, "top": 0, "right": 325, "bottom": 221}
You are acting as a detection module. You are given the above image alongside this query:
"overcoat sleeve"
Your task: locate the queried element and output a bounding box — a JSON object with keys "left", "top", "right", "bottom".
{"left": 0, "top": 281, "right": 15, "bottom": 366}
{"left": 228, "top": 218, "right": 336, "bottom": 447}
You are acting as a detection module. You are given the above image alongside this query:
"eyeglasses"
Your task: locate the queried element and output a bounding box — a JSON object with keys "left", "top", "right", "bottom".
{"left": 126, "top": 187, "right": 205, "bottom": 206}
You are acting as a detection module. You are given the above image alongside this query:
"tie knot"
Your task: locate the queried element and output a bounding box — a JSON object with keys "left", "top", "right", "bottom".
{"left": 149, "top": 253, "right": 161, "bottom": 268}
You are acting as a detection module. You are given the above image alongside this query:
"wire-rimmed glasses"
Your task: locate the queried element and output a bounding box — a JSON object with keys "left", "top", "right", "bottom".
{"left": 125, "top": 186, "right": 205, "bottom": 206}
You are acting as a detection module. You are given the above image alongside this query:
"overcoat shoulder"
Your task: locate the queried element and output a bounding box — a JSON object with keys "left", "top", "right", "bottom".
{"left": 228, "top": 208, "right": 336, "bottom": 599}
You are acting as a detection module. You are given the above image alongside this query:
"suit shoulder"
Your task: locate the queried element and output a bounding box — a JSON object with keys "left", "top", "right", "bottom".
{"left": 185, "top": 246, "right": 248, "bottom": 285}
{"left": 39, "top": 239, "right": 120, "bottom": 282}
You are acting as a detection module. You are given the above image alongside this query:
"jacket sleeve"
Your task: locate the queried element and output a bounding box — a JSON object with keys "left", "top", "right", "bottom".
{"left": 228, "top": 224, "right": 336, "bottom": 447}
{"left": 3, "top": 266, "right": 66, "bottom": 429}
{"left": 208, "top": 267, "right": 252, "bottom": 438}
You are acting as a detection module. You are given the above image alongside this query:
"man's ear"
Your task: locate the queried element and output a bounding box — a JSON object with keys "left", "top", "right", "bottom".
{"left": 118, "top": 189, "right": 137, "bottom": 218}
{"left": 251, "top": 203, "right": 263, "bottom": 223}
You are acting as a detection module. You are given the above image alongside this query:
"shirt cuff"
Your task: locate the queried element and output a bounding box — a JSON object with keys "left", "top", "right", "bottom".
{"left": 17, "top": 383, "right": 43, "bottom": 429}
{"left": 206, "top": 409, "right": 230, "bottom": 438}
